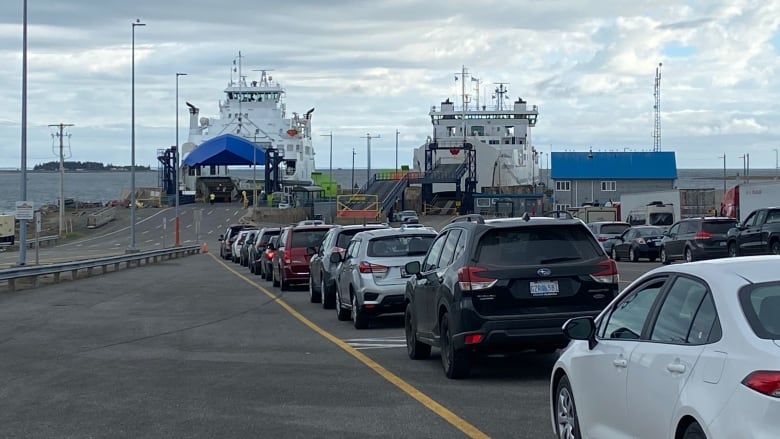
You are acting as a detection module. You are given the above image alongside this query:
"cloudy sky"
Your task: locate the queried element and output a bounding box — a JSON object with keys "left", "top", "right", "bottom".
{"left": 1, "top": 0, "right": 779, "bottom": 171}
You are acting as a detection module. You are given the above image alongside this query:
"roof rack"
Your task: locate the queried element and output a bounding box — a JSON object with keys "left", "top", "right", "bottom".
{"left": 450, "top": 214, "right": 485, "bottom": 224}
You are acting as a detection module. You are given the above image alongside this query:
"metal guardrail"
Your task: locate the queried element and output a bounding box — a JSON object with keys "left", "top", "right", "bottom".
{"left": 24, "top": 235, "right": 59, "bottom": 248}
{"left": 0, "top": 245, "right": 201, "bottom": 292}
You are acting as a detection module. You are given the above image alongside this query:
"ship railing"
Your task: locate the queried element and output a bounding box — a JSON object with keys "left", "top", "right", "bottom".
{"left": 0, "top": 245, "right": 202, "bottom": 292}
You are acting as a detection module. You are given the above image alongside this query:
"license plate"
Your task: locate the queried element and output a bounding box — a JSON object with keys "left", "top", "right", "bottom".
{"left": 530, "top": 280, "right": 559, "bottom": 297}
{"left": 719, "top": 242, "right": 726, "bottom": 247}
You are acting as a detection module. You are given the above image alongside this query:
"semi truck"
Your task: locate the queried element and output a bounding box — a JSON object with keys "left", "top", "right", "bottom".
{"left": 720, "top": 182, "right": 780, "bottom": 222}
{"left": 0, "top": 214, "right": 15, "bottom": 247}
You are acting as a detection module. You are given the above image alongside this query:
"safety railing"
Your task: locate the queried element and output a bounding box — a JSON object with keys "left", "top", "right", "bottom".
{"left": 0, "top": 245, "right": 201, "bottom": 292}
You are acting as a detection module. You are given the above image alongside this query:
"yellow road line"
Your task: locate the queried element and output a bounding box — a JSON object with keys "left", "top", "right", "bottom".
{"left": 211, "top": 253, "right": 490, "bottom": 439}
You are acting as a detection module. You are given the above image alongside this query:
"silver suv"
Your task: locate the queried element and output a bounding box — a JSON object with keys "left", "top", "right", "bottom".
{"left": 331, "top": 227, "right": 436, "bottom": 329}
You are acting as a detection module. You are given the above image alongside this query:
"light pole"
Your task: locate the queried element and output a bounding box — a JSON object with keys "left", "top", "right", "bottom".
{"left": 129, "top": 19, "right": 145, "bottom": 253}
{"left": 774, "top": 149, "right": 778, "bottom": 180}
{"left": 361, "top": 133, "right": 380, "bottom": 186}
{"left": 17, "top": 0, "right": 28, "bottom": 266}
{"left": 174, "top": 72, "right": 186, "bottom": 247}
{"left": 351, "top": 148, "right": 356, "bottom": 193}
{"left": 395, "top": 129, "right": 399, "bottom": 173}
{"left": 320, "top": 131, "right": 333, "bottom": 182}
{"left": 718, "top": 154, "right": 726, "bottom": 194}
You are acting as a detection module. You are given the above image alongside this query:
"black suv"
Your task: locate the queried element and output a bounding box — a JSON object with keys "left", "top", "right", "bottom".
{"left": 403, "top": 214, "right": 619, "bottom": 379}
{"left": 660, "top": 216, "right": 737, "bottom": 264}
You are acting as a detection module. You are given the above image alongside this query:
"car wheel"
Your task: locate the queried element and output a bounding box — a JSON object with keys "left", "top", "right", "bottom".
{"left": 440, "top": 313, "right": 470, "bottom": 379}
{"left": 272, "top": 267, "right": 280, "bottom": 287}
{"left": 280, "top": 272, "right": 290, "bottom": 291}
{"left": 629, "top": 246, "right": 639, "bottom": 262}
{"left": 660, "top": 248, "right": 671, "bottom": 265}
{"left": 308, "top": 275, "right": 321, "bottom": 303}
{"left": 685, "top": 247, "right": 695, "bottom": 263}
{"left": 249, "top": 259, "right": 255, "bottom": 274}
{"left": 554, "top": 375, "right": 581, "bottom": 439}
{"left": 771, "top": 240, "right": 780, "bottom": 255}
{"left": 336, "top": 289, "right": 350, "bottom": 321}
{"left": 611, "top": 247, "right": 620, "bottom": 261}
{"left": 405, "top": 304, "right": 431, "bottom": 360}
{"left": 728, "top": 242, "right": 738, "bottom": 257}
{"left": 682, "top": 421, "right": 707, "bottom": 439}
{"left": 352, "top": 294, "right": 369, "bottom": 329}
{"left": 321, "top": 277, "right": 335, "bottom": 309}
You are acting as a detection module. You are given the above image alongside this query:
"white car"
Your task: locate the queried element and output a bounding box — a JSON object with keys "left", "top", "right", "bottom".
{"left": 550, "top": 255, "right": 780, "bottom": 439}
{"left": 230, "top": 229, "right": 255, "bottom": 263}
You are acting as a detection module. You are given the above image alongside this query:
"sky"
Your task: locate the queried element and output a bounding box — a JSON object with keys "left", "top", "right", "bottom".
{"left": 1, "top": 0, "right": 779, "bottom": 171}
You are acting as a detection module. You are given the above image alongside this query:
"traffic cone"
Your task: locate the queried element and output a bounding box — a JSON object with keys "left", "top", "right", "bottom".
{"left": 201, "top": 242, "right": 208, "bottom": 253}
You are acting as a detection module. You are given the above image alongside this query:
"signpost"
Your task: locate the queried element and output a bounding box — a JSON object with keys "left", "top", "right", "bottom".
{"left": 15, "top": 201, "right": 34, "bottom": 221}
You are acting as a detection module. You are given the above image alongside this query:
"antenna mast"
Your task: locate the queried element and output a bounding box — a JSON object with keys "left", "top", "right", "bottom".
{"left": 653, "top": 62, "right": 662, "bottom": 152}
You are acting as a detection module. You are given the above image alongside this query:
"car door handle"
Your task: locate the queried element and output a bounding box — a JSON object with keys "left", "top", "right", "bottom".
{"left": 666, "top": 362, "right": 686, "bottom": 374}
{"left": 613, "top": 358, "right": 628, "bottom": 368}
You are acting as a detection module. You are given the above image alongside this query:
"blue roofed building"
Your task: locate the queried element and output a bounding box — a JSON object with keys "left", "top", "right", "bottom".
{"left": 550, "top": 151, "right": 677, "bottom": 209}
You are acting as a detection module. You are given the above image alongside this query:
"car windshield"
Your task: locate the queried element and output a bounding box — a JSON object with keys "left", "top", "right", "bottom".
{"left": 636, "top": 227, "right": 663, "bottom": 236}
{"left": 702, "top": 221, "right": 737, "bottom": 234}
{"left": 600, "top": 224, "right": 630, "bottom": 234}
{"left": 367, "top": 235, "right": 434, "bottom": 257}
{"left": 476, "top": 225, "right": 602, "bottom": 265}
{"left": 291, "top": 230, "right": 329, "bottom": 248}
{"left": 740, "top": 283, "right": 780, "bottom": 339}
{"left": 649, "top": 212, "right": 674, "bottom": 226}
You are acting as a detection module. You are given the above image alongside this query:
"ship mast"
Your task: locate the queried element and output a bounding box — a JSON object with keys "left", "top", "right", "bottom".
{"left": 454, "top": 65, "right": 471, "bottom": 141}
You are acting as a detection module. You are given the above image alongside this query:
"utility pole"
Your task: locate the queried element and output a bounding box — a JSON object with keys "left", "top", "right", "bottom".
{"left": 361, "top": 133, "right": 380, "bottom": 186}
{"left": 18, "top": 0, "right": 28, "bottom": 266}
{"left": 175, "top": 72, "right": 187, "bottom": 247}
{"left": 351, "top": 148, "right": 356, "bottom": 193}
{"left": 395, "top": 129, "right": 399, "bottom": 173}
{"left": 718, "top": 154, "right": 726, "bottom": 194}
{"left": 49, "top": 123, "right": 73, "bottom": 237}
{"left": 320, "top": 131, "right": 333, "bottom": 182}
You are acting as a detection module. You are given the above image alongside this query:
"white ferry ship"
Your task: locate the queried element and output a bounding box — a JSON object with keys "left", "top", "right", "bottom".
{"left": 412, "top": 66, "right": 539, "bottom": 193}
{"left": 180, "top": 54, "right": 315, "bottom": 194}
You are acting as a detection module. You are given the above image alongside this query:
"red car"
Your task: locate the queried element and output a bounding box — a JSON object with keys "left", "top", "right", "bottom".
{"left": 272, "top": 224, "right": 333, "bottom": 290}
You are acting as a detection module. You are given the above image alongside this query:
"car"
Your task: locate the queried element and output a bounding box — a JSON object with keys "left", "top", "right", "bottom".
{"left": 260, "top": 235, "right": 280, "bottom": 281}
{"left": 660, "top": 216, "right": 737, "bottom": 264}
{"left": 396, "top": 210, "right": 419, "bottom": 224}
{"left": 610, "top": 225, "right": 664, "bottom": 262}
{"left": 249, "top": 227, "right": 281, "bottom": 275}
{"left": 399, "top": 223, "right": 435, "bottom": 232}
{"left": 587, "top": 221, "right": 630, "bottom": 255}
{"left": 218, "top": 224, "right": 255, "bottom": 260}
{"left": 272, "top": 224, "right": 334, "bottom": 290}
{"left": 550, "top": 256, "right": 780, "bottom": 439}
{"left": 404, "top": 213, "right": 619, "bottom": 378}
{"left": 231, "top": 229, "right": 256, "bottom": 263}
{"left": 331, "top": 227, "right": 436, "bottom": 329}
{"left": 308, "top": 223, "right": 389, "bottom": 307}
{"left": 238, "top": 230, "right": 258, "bottom": 267}
{"left": 297, "top": 219, "right": 325, "bottom": 226}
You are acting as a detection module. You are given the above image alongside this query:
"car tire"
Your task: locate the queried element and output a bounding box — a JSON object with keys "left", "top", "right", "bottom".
{"left": 321, "top": 277, "right": 336, "bottom": 309}
{"left": 682, "top": 421, "right": 707, "bottom": 439}
{"left": 554, "top": 375, "right": 582, "bottom": 439}
{"left": 611, "top": 247, "right": 620, "bottom": 261}
{"left": 685, "top": 247, "right": 695, "bottom": 263}
{"left": 728, "top": 242, "right": 738, "bottom": 257}
{"left": 265, "top": 266, "right": 273, "bottom": 282}
{"left": 280, "top": 272, "right": 290, "bottom": 291}
{"left": 660, "top": 248, "right": 671, "bottom": 265}
{"left": 249, "top": 259, "right": 255, "bottom": 274}
{"left": 272, "top": 267, "right": 280, "bottom": 287}
{"left": 336, "top": 290, "right": 350, "bottom": 321}
{"left": 352, "top": 294, "right": 369, "bottom": 329}
{"left": 771, "top": 240, "right": 780, "bottom": 255}
{"left": 440, "top": 313, "right": 470, "bottom": 379}
{"left": 308, "top": 275, "right": 321, "bottom": 303}
{"left": 405, "top": 304, "right": 431, "bottom": 360}
{"left": 629, "top": 246, "right": 639, "bottom": 262}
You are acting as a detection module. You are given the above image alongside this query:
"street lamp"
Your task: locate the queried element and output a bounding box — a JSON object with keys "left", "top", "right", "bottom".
{"left": 129, "top": 18, "right": 145, "bottom": 253}
{"left": 320, "top": 131, "right": 333, "bottom": 182}
{"left": 718, "top": 154, "right": 726, "bottom": 194}
{"left": 18, "top": 0, "right": 28, "bottom": 266}
{"left": 351, "top": 148, "right": 356, "bottom": 193}
{"left": 174, "top": 72, "right": 186, "bottom": 247}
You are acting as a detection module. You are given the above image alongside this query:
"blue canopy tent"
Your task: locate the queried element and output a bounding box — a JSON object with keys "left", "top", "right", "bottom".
{"left": 182, "top": 134, "right": 265, "bottom": 167}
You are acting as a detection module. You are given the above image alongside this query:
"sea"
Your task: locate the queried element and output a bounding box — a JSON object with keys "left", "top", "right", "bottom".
{"left": 1, "top": 167, "right": 778, "bottom": 214}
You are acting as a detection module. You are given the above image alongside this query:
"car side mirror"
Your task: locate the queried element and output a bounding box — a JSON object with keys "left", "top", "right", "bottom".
{"left": 218, "top": 235, "right": 224, "bottom": 241}
{"left": 329, "top": 252, "right": 343, "bottom": 264}
{"left": 562, "top": 317, "right": 597, "bottom": 350}
{"left": 266, "top": 243, "right": 275, "bottom": 251}
{"left": 306, "top": 246, "right": 316, "bottom": 256}
{"left": 405, "top": 261, "right": 421, "bottom": 277}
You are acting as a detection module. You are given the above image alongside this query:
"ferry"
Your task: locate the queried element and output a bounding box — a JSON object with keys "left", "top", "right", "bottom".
{"left": 180, "top": 53, "right": 316, "bottom": 195}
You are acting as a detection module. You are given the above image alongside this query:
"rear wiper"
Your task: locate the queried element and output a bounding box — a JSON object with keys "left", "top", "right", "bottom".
{"left": 539, "top": 257, "right": 580, "bottom": 264}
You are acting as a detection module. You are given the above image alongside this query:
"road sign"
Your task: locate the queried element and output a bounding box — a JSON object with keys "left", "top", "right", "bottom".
{"left": 15, "top": 201, "right": 34, "bottom": 220}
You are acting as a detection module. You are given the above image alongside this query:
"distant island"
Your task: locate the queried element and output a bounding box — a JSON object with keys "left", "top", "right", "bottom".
{"left": 33, "top": 161, "right": 152, "bottom": 172}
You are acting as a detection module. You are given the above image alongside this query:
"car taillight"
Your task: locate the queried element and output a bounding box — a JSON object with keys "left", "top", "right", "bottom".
{"left": 591, "top": 259, "right": 619, "bottom": 284}
{"left": 283, "top": 250, "right": 291, "bottom": 265}
{"left": 694, "top": 231, "right": 713, "bottom": 239}
{"left": 266, "top": 251, "right": 275, "bottom": 260}
{"left": 597, "top": 236, "right": 608, "bottom": 242}
{"left": 457, "top": 266, "right": 497, "bottom": 291}
{"left": 359, "top": 261, "right": 388, "bottom": 274}
{"left": 742, "top": 371, "right": 780, "bottom": 397}
{"left": 464, "top": 333, "right": 484, "bottom": 345}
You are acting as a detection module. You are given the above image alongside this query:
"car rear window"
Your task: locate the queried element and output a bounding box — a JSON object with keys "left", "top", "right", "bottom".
{"left": 336, "top": 229, "right": 377, "bottom": 248}
{"left": 290, "top": 230, "right": 329, "bottom": 248}
{"left": 476, "top": 225, "right": 603, "bottom": 265}
{"left": 739, "top": 283, "right": 780, "bottom": 340}
{"left": 636, "top": 227, "right": 664, "bottom": 236}
{"left": 702, "top": 221, "right": 737, "bottom": 234}
{"left": 367, "top": 235, "right": 434, "bottom": 257}
{"left": 600, "top": 224, "right": 630, "bottom": 234}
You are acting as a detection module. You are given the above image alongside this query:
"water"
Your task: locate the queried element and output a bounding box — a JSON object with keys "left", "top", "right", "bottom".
{"left": 1, "top": 168, "right": 776, "bottom": 214}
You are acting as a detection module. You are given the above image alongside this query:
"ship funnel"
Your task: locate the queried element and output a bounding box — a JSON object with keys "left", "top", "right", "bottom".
{"left": 186, "top": 102, "right": 200, "bottom": 130}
